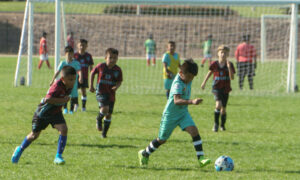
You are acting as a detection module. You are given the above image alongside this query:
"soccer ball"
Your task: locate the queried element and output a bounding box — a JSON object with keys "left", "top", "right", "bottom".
{"left": 214, "top": 156, "right": 234, "bottom": 171}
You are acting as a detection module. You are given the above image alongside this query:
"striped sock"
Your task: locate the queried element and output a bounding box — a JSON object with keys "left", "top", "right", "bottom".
{"left": 192, "top": 135, "right": 204, "bottom": 159}
{"left": 142, "top": 139, "right": 161, "bottom": 157}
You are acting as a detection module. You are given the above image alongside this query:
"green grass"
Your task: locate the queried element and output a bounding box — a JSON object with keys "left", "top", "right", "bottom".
{"left": 1, "top": 56, "right": 300, "bottom": 179}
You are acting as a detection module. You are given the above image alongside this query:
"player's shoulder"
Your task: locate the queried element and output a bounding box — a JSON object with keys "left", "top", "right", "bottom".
{"left": 113, "top": 64, "right": 122, "bottom": 71}
{"left": 85, "top": 52, "right": 92, "bottom": 57}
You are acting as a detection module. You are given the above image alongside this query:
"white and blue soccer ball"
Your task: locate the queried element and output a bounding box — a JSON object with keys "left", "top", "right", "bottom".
{"left": 214, "top": 156, "right": 234, "bottom": 171}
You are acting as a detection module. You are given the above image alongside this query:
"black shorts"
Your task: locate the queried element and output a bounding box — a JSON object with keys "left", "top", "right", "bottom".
{"left": 32, "top": 112, "right": 66, "bottom": 132}
{"left": 237, "top": 62, "right": 255, "bottom": 77}
{"left": 213, "top": 90, "right": 229, "bottom": 108}
{"left": 96, "top": 94, "right": 115, "bottom": 114}
{"left": 78, "top": 78, "right": 89, "bottom": 88}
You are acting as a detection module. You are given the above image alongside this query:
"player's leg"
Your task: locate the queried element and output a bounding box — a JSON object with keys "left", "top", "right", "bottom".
{"left": 53, "top": 123, "right": 68, "bottom": 165}
{"left": 70, "top": 97, "right": 78, "bottom": 114}
{"left": 146, "top": 53, "right": 150, "bottom": 66}
{"left": 220, "top": 93, "right": 229, "bottom": 131}
{"left": 81, "top": 87, "right": 87, "bottom": 111}
{"left": 63, "top": 103, "right": 68, "bottom": 114}
{"left": 38, "top": 60, "right": 43, "bottom": 69}
{"left": 201, "top": 57, "right": 206, "bottom": 67}
{"left": 45, "top": 60, "right": 51, "bottom": 69}
{"left": 181, "top": 114, "right": 210, "bottom": 167}
{"left": 102, "top": 102, "right": 115, "bottom": 138}
{"left": 213, "top": 92, "right": 222, "bottom": 132}
{"left": 238, "top": 63, "right": 246, "bottom": 90}
{"left": 164, "top": 79, "right": 172, "bottom": 99}
{"left": 248, "top": 64, "right": 254, "bottom": 90}
{"left": 152, "top": 55, "right": 156, "bottom": 66}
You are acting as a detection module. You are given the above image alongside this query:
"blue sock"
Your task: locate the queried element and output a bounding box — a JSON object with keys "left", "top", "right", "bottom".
{"left": 57, "top": 135, "right": 67, "bottom": 155}
{"left": 20, "top": 137, "right": 31, "bottom": 151}
{"left": 166, "top": 91, "right": 170, "bottom": 99}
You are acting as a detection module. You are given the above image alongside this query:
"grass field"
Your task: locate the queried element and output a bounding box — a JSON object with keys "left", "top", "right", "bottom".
{"left": 1, "top": 56, "right": 300, "bottom": 179}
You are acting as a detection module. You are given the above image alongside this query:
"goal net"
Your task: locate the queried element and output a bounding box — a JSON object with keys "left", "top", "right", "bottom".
{"left": 14, "top": 0, "right": 298, "bottom": 95}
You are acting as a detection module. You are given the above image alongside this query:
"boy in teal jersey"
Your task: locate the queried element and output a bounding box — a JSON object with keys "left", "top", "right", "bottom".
{"left": 138, "top": 59, "right": 211, "bottom": 168}
{"left": 144, "top": 34, "right": 156, "bottom": 66}
{"left": 50, "top": 46, "right": 82, "bottom": 114}
{"left": 201, "top": 34, "right": 213, "bottom": 67}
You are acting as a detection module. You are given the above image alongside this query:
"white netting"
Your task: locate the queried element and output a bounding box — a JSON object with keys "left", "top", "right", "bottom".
{"left": 15, "top": 0, "right": 294, "bottom": 95}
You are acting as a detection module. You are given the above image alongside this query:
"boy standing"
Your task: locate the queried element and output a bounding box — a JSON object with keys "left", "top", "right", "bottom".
{"left": 90, "top": 48, "right": 122, "bottom": 138}
{"left": 201, "top": 45, "right": 235, "bottom": 132}
{"left": 50, "top": 46, "right": 82, "bottom": 114}
{"left": 38, "top": 32, "right": 51, "bottom": 69}
{"left": 201, "top": 34, "right": 213, "bottom": 68}
{"left": 67, "top": 32, "right": 75, "bottom": 49}
{"left": 11, "top": 66, "right": 77, "bottom": 165}
{"left": 144, "top": 34, "right": 156, "bottom": 66}
{"left": 162, "top": 41, "right": 180, "bottom": 99}
{"left": 74, "top": 39, "right": 94, "bottom": 112}
{"left": 138, "top": 59, "right": 211, "bottom": 168}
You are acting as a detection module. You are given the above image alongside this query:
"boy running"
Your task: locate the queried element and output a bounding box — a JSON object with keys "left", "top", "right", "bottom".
{"left": 11, "top": 66, "right": 77, "bottom": 165}
{"left": 138, "top": 59, "right": 211, "bottom": 168}
{"left": 74, "top": 39, "right": 94, "bottom": 112}
{"left": 201, "top": 45, "right": 235, "bottom": 132}
{"left": 90, "top": 48, "right": 122, "bottom": 138}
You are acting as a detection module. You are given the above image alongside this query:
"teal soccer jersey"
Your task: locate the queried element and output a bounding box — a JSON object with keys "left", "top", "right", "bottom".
{"left": 58, "top": 60, "right": 81, "bottom": 97}
{"left": 159, "top": 74, "right": 196, "bottom": 140}
{"left": 144, "top": 39, "right": 156, "bottom": 54}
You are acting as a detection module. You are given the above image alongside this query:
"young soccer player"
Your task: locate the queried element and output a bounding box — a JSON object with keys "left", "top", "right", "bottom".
{"left": 90, "top": 48, "right": 122, "bottom": 138}
{"left": 201, "top": 34, "right": 213, "bottom": 68}
{"left": 235, "top": 34, "right": 257, "bottom": 90}
{"left": 11, "top": 66, "right": 77, "bottom": 165}
{"left": 201, "top": 45, "right": 235, "bottom": 132}
{"left": 138, "top": 59, "right": 211, "bottom": 168}
{"left": 67, "top": 32, "right": 75, "bottom": 49}
{"left": 144, "top": 34, "right": 156, "bottom": 66}
{"left": 74, "top": 39, "right": 94, "bottom": 112}
{"left": 38, "top": 32, "right": 51, "bottom": 69}
{"left": 50, "top": 46, "right": 82, "bottom": 114}
{"left": 162, "top": 41, "right": 180, "bottom": 99}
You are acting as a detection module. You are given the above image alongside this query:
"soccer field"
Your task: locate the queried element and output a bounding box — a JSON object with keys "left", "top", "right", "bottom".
{"left": 1, "top": 56, "right": 300, "bottom": 179}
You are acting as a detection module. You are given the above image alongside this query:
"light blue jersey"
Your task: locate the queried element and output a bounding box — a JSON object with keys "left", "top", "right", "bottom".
{"left": 163, "top": 74, "right": 192, "bottom": 117}
{"left": 58, "top": 59, "right": 81, "bottom": 97}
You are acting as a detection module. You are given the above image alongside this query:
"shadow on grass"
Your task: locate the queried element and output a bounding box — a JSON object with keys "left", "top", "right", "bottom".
{"left": 235, "top": 169, "right": 300, "bottom": 174}
{"left": 114, "top": 165, "right": 211, "bottom": 172}
{"left": 33, "top": 142, "right": 137, "bottom": 149}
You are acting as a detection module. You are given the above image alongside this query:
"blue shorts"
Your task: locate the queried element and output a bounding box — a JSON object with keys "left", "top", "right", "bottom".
{"left": 164, "top": 78, "right": 175, "bottom": 90}
{"left": 158, "top": 113, "right": 196, "bottom": 141}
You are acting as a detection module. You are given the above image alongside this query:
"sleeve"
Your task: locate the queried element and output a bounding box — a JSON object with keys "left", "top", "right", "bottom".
{"left": 45, "top": 84, "right": 61, "bottom": 99}
{"left": 89, "top": 54, "right": 94, "bottom": 65}
{"left": 162, "top": 53, "right": 169, "bottom": 64}
{"left": 117, "top": 69, "right": 123, "bottom": 82}
{"left": 57, "top": 61, "right": 64, "bottom": 72}
{"left": 171, "top": 82, "right": 184, "bottom": 95}
{"left": 91, "top": 65, "right": 99, "bottom": 76}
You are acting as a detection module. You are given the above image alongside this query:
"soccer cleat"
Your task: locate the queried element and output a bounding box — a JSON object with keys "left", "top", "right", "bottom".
{"left": 82, "top": 108, "right": 86, "bottom": 112}
{"left": 54, "top": 154, "right": 65, "bottom": 165}
{"left": 96, "top": 119, "right": 102, "bottom": 131}
{"left": 11, "top": 146, "right": 23, "bottom": 163}
{"left": 198, "top": 156, "right": 211, "bottom": 167}
{"left": 69, "top": 111, "right": 73, "bottom": 115}
{"left": 102, "top": 134, "right": 107, "bottom": 138}
{"left": 138, "top": 150, "right": 149, "bottom": 166}
{"left": 63, "top": 108, "right": 68, "bottom": 114}
{"left": 74, "top": 104, "right": 78, "bottom": 112}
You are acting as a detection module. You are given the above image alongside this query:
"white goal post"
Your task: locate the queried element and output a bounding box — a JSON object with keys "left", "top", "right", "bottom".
{"left": 14, "top": 0, "right": 300, "bottom": 94}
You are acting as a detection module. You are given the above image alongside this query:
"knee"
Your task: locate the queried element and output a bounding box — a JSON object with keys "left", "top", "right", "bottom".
{"left": 60, "top": 126, "right": 68, "bottom": 136}
{"left": 157, "top": 138, "right": 166, "bottom": 145}
{"left": 221, "top": 108, "right": 226, "bottom": 114}
{"left": 105, "top": 114, "right": 112, "bottom": 119}
{"left": 28, "top": 132, "right": 40, "bottom": 141}
{"left": 100, "top": 107, "right": 109, "bottom": 114}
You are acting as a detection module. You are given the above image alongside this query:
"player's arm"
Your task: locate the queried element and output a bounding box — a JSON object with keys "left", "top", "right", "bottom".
{"left": 89, "top": 65, "right": 93, "bottom": 72}
{"left": 50, "top": 70, "right": 60, "bottom": 86}
{"left": 78, "top": 70, "right": 83, "bottom": 84}
{"left": 163, "top": 62, "right": 172, "bottom": 78}
{"left": 201, "top": 70, "right": 213, "bottom": 90}
{"left": 89, "top": 69, "right": 97, "bottom": 93}
{"left": 174, "top": 94, "right": 203, "bottom": 105}
{"left": 227, "top": 61, "right": 234, "bottom": 80}
{"left": 112, "top": 81, "right": 122, "bottom": 91}
{"left": 45, "top": 96, "right": 70, "bottom": 104}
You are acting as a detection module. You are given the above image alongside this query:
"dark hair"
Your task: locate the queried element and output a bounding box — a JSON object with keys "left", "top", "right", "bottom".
{"left": 168, "top": 41, "right": 176, "bottom": 45}
{"left": 64, "top": 46, "right": 74, "bottom": 53}
{"left": 42, "top": 32, "right": 47, "bottom": 37}
{"left": 242, "top": 34, "right": 250, "bottom": 42}
{"left": 207, "top": 34, "right": 213, "bottom": 39}
{"left": 181, "top": 59, "right": 198, "bottom": 76}
{"left": 61, "top": 65, "right": 76, "bottom": 77}
{"left": 105, "top": 48, "right": 119, "bottom": 56}
{"left": 80, "top": 39, "right": 88, "bottom": 44}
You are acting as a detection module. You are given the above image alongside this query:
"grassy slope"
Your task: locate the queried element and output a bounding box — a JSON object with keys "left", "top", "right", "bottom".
{"left": 1, "top": 57, "right": 300, "bottom": 179}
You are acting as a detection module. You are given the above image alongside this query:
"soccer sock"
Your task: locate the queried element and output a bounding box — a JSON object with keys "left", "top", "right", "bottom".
{"left": 221, "top": 114, "right": 227, "bottom": 127}
{"left": 20, "top": 136, "right": 32, "bottom": 152}
{"left": 239, "top": 75, "right": 245, "bottom": 89}
{"left": 63, "top": 103, "right": 67, "bottom": 109}
{"left": 70, "top": 97, "right": 78, "bottom": 111}
{"left": 214, "top": 109, "right": 220, "bottom": 126}
{"left": 142, "top": 139, "right": 161, "bottom": 157}
{"left": 147, "top": 59, "right": 150, "bottom": 66}
{"left": 192, "top": 135, "right": 204, "bottom": 159}
{"left": 102, "top": 119, "right": 111, "bottom": 136}
{"left": 38, "top": 60, "right": 43, "bottom": 69}
{"left": 166, "top": 91, "right": 170, "bottom": 99}
{"left": 57, "top": 135, "right": 67, "bottom": 155}
{"left": 81, "top": 96, "right": 87, "bottom": 108}
{"left": 97, "top": 112, "right": 105, "bottom": 121}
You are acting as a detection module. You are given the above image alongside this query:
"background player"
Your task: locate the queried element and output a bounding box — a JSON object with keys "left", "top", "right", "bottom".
{"left": 144, "top": 34, "right": 156, "bottom": 66}
{"left": 162, "top": 41, "right": 180, "bottom": 99}
{"left": 67, "top": 32, "right": 75, "bottom": 49}
{"left": 38, "top": 32, "right": 51, "bottom": 69}
{"left": 200, "top": 34, "right": 213, "bottom": 68}
{"left": 201, "top": 45, "right": 235, "bottom": 132}
{"left": 74, "top": 39, "right": 94, "bottom": 112}
{"left": 11, "top": 66, "right": 76, "bottom": 165}
{"left": 90, "top": 48, "right": 122, "bottom": 138}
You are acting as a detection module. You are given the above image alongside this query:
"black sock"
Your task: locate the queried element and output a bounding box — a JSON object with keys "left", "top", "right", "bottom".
{"left": 96, "top": 112, "right": 105, "bottom": 122}
{"left": 192, "top": 135, "right": 204, "bottom": 159}
{"left": 142, "top": 139, "right": 161, "bottom": 157}
{"left": 82, "top": 96, "right": 87, "bottom": 108}
{"left": 221, "top": 114, "right": 227, "bottom": 127}
{"left": 102, "top": 119, "right": 111, "bottom": 137}
{"left": 214, "top": 109, "right": 220, "bottom": 126}
{"left": 70, "top": 97, "right": 78, "bottom": 111}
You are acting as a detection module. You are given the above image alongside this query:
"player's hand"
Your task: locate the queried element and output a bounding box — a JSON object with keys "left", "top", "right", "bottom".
{"left": 192, "top": 98, "right": 203, "bottom": 105}
{"left": 90, "top": 87, "right": 95, "bottom": 93}
{"left": 167, "top": 72, "right": 173, "bottom": 79}
{"left": 201, "top": 83, "right": 206, "bottom": 90}
{"left": 226, "top": 60, "right": 231, "bottom": 68}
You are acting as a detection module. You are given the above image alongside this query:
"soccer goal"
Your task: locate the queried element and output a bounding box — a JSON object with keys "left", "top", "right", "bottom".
{"left": 14, "top": 0, "right": 299, "bottom": 95}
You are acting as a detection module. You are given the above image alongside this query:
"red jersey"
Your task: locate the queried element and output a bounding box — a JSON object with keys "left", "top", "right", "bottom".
{"left": 235, "top": 42, "right": 256, "bottom": 63}
{"left": 36, "top": 79, "right": 72, "bottom": 117}
{"left": 39, "top": 37, "right": 47, "bottom": 55}
{"left": 67, "top": 36, "right": 74, "bottom": 49}
{"left": 209, "top": 61, "right": 235, "bottom": 93}
{"left": 74, "top": 52, "right": 94, "bottom": 79}
{"left": 91, "top": 63, "right": 123, "bottom": 102}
